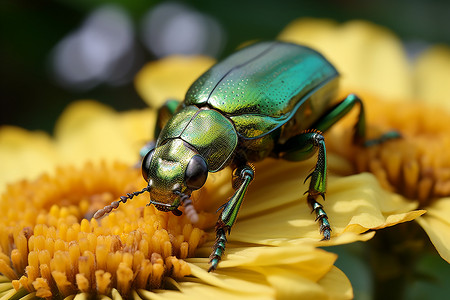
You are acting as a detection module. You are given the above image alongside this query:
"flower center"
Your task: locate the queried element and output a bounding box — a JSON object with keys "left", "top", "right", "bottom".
{"left": 0, "top": 162, "right": 214, "bottom": 298}
{"left": 328, "top": 93, "right": 450, "bottom": 207}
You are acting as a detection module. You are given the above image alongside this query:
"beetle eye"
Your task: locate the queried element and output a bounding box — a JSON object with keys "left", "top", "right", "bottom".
{"left": 141, "top": 149, "right": 155, "bottom": 182}
{"left": 185, "top": 155, "right": 208, "bottom": 190}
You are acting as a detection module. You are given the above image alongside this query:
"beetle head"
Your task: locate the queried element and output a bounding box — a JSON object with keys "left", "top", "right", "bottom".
{"left": 141, "top": 139, "right": 208, "bottom": 214}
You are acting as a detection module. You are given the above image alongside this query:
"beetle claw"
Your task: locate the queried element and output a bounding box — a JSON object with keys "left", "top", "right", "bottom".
{"left": 208, "top": 226, "right": 228, "bottom": 272}
{"left": 216, "top": 202, "right": 228, "bottom": 213}
{"left": 303, "top": 172, "right": 314, "bottom": 184}
{"left": 307, "top": 193, "right": 331, "bottom": 240}
{"left": 321, "top": 228, "right": 331, "bottom": 241}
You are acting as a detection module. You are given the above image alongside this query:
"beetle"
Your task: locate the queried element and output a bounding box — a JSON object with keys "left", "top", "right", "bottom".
{"left": 94, "top": 41, "right": 398, "bottom": 271}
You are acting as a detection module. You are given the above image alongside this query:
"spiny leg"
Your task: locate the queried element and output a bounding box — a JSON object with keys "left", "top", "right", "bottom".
{"left": 209, "top": 164, "right": 254, "bottom": 272}
{"left": 307, "top": 93, "right": 401, "bottom": 237}
{"left": 277, "top": 131, "right": 331, "bottom": 240}
{"left": 311, "top": 93, "right": 400, "bottom": 145}
{"left": 304, "top": 133, "right": 331, "bottom": 240}
{"left": 307, "top": 193, "right": 330, "bottom": 240}
{"left": 294, "top": 94, "right": 399, "bottom": 239}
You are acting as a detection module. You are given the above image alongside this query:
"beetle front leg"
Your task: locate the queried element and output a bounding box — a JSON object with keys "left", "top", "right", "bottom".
{"left": 153, "top": 99, "right": 180, "bottom": 139}
{"left": 276, "top": 131, "right": 331, "bottom": 240}
{"left": 209, "top": 164, "right": 255, "bottom": 272}
{"left": 139, "top": 99, "right": 181, "bottom": 159}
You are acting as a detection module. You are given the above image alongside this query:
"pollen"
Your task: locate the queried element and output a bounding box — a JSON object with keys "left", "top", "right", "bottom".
{"left": 0, "top": 161, "right": 214, "bottom": 298}
{"left": 328, "top": 92, "right": 450, "bottom": 207}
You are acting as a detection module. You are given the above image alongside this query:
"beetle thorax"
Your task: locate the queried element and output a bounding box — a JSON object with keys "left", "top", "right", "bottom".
{"left": 157, "top": 106, "right": 238, "bottom": 172}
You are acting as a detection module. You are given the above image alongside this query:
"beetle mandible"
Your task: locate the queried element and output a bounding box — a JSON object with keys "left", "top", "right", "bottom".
{"left": 94, "top": 41, "right": 399, "bottom": 271}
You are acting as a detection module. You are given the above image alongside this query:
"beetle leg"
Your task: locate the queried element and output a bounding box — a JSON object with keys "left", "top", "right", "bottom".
{"left": 139, "top": 99, "right": 181, "bottom": 159}
{"left": 209, "top": 164, "right": 255, "bottom": 272}
{"left": 153, "top": 99, "right": 181, "bottom": 140}
{"left": 277, "top": 131, "right": 330, "bottom": 240}
{"left": 310, "top": 93, "right": 366, "bottom": 143}
{"left": 311, "top": 93, "right": 400, "bottom": 145}
{"left": 138, "top": 99, "right": 181, "bottom": 165}
{"left": 275, "top": 94, "right": 400, "bottom": 240}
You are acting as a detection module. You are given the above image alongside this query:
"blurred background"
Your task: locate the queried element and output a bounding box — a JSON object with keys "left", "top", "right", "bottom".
{"left": 1, "top": 0, "right": 450, "bottom": 133}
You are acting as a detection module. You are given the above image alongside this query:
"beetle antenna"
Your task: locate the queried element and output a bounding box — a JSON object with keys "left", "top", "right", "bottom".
{"left": 93, "top": 186, "right": 150, "bottom": 219}
{"left": 174, "top": 191, "right": 199, "bottom": 223}
{"left": 183, "top": 198, "right": 199, "bottom": 223}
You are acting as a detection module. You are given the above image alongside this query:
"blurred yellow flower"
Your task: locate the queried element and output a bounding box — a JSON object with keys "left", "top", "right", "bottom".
{"left": 1, "top": 17, "right": 445, "bottom": 299}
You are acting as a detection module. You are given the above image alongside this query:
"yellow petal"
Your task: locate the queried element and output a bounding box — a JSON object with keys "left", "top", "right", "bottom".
{"left": 139, "top": 267, "right": 275, "bottom": 299}
{"left": 415, "top": 45, "right": 450, "bottom": 111}
{"left": 330, "top": 174, "right": 424, "bottom": 229}
{"left": 0, "top": 126, "right": 58, "bottom": 193}
{"left": 215, "top": 158, "right": 423, "bottom": 244}
{"left": 54, "top": 101, "right": 152, "bottom": 166}
{"left": 278, "top": 19, "right": 413, "bottom": 99}
{"left": 161, "top": 248, "right": 350, "bottom": 300}
{"left": 372, "top": 210, "right": 426, "bottom": 229}
{"left": 135, "top": 56, "right": 215, "bottom": 108}
{"left": 263, "top": 268, "right": 332, "bottom": 300}
{"left": 54, "top": 100, "right": 116, "bottom": 138}
{"left": 317, "top": 266, "right": 353, "bottom": 300}
{"left": 140, "top": 282, "right": 274, "bottom": 300}
{"left": 117, "top": 109, "right": 157, "bottom": 142}
{"left": 216, "top": 246, "right": 336, "bottom": 274}
{"left": 189, "top": 264, "right": 274, "bottom": 295}
{"left": 277, "top": 18, "right": 338, "bottom": 47}
{"left": 263, "top": 265, "right": 352, "bottom": 300}
{"left": 416, "top": 198, "right": 450, "bottom": 263}
{"left": 188, "top": 239, "right": 353, "bottom": 299}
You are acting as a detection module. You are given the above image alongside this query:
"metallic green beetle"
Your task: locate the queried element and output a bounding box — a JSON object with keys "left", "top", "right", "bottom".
{"left": 94, "top": 41, "right": 398, "bottom": 271}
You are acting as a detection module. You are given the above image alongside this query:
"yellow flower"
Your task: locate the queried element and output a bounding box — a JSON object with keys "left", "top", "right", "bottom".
{"left": 0, "top": 101, "right": 361, "bottom": 299}
{"left": 279, "top": 18, "right": 450, "bottom": 263}
{"left": 0, "top": 18, "right": 438, "bottom": 299}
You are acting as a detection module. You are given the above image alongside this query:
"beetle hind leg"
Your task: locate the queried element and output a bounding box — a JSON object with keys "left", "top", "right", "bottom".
{"left": 311, "top": 93, "right": 401, "bottom": 146}
{"left": 308, "top": 193, "right": 331, "bottom": 240}
{"left": 277, "top": 131, "right": 331, "bottom": 240}
{"left": 363, "top": 130, "right": 401, "bottom": 147}
{"left": 303, "top": 132, "right": 331, "bottom": 240}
